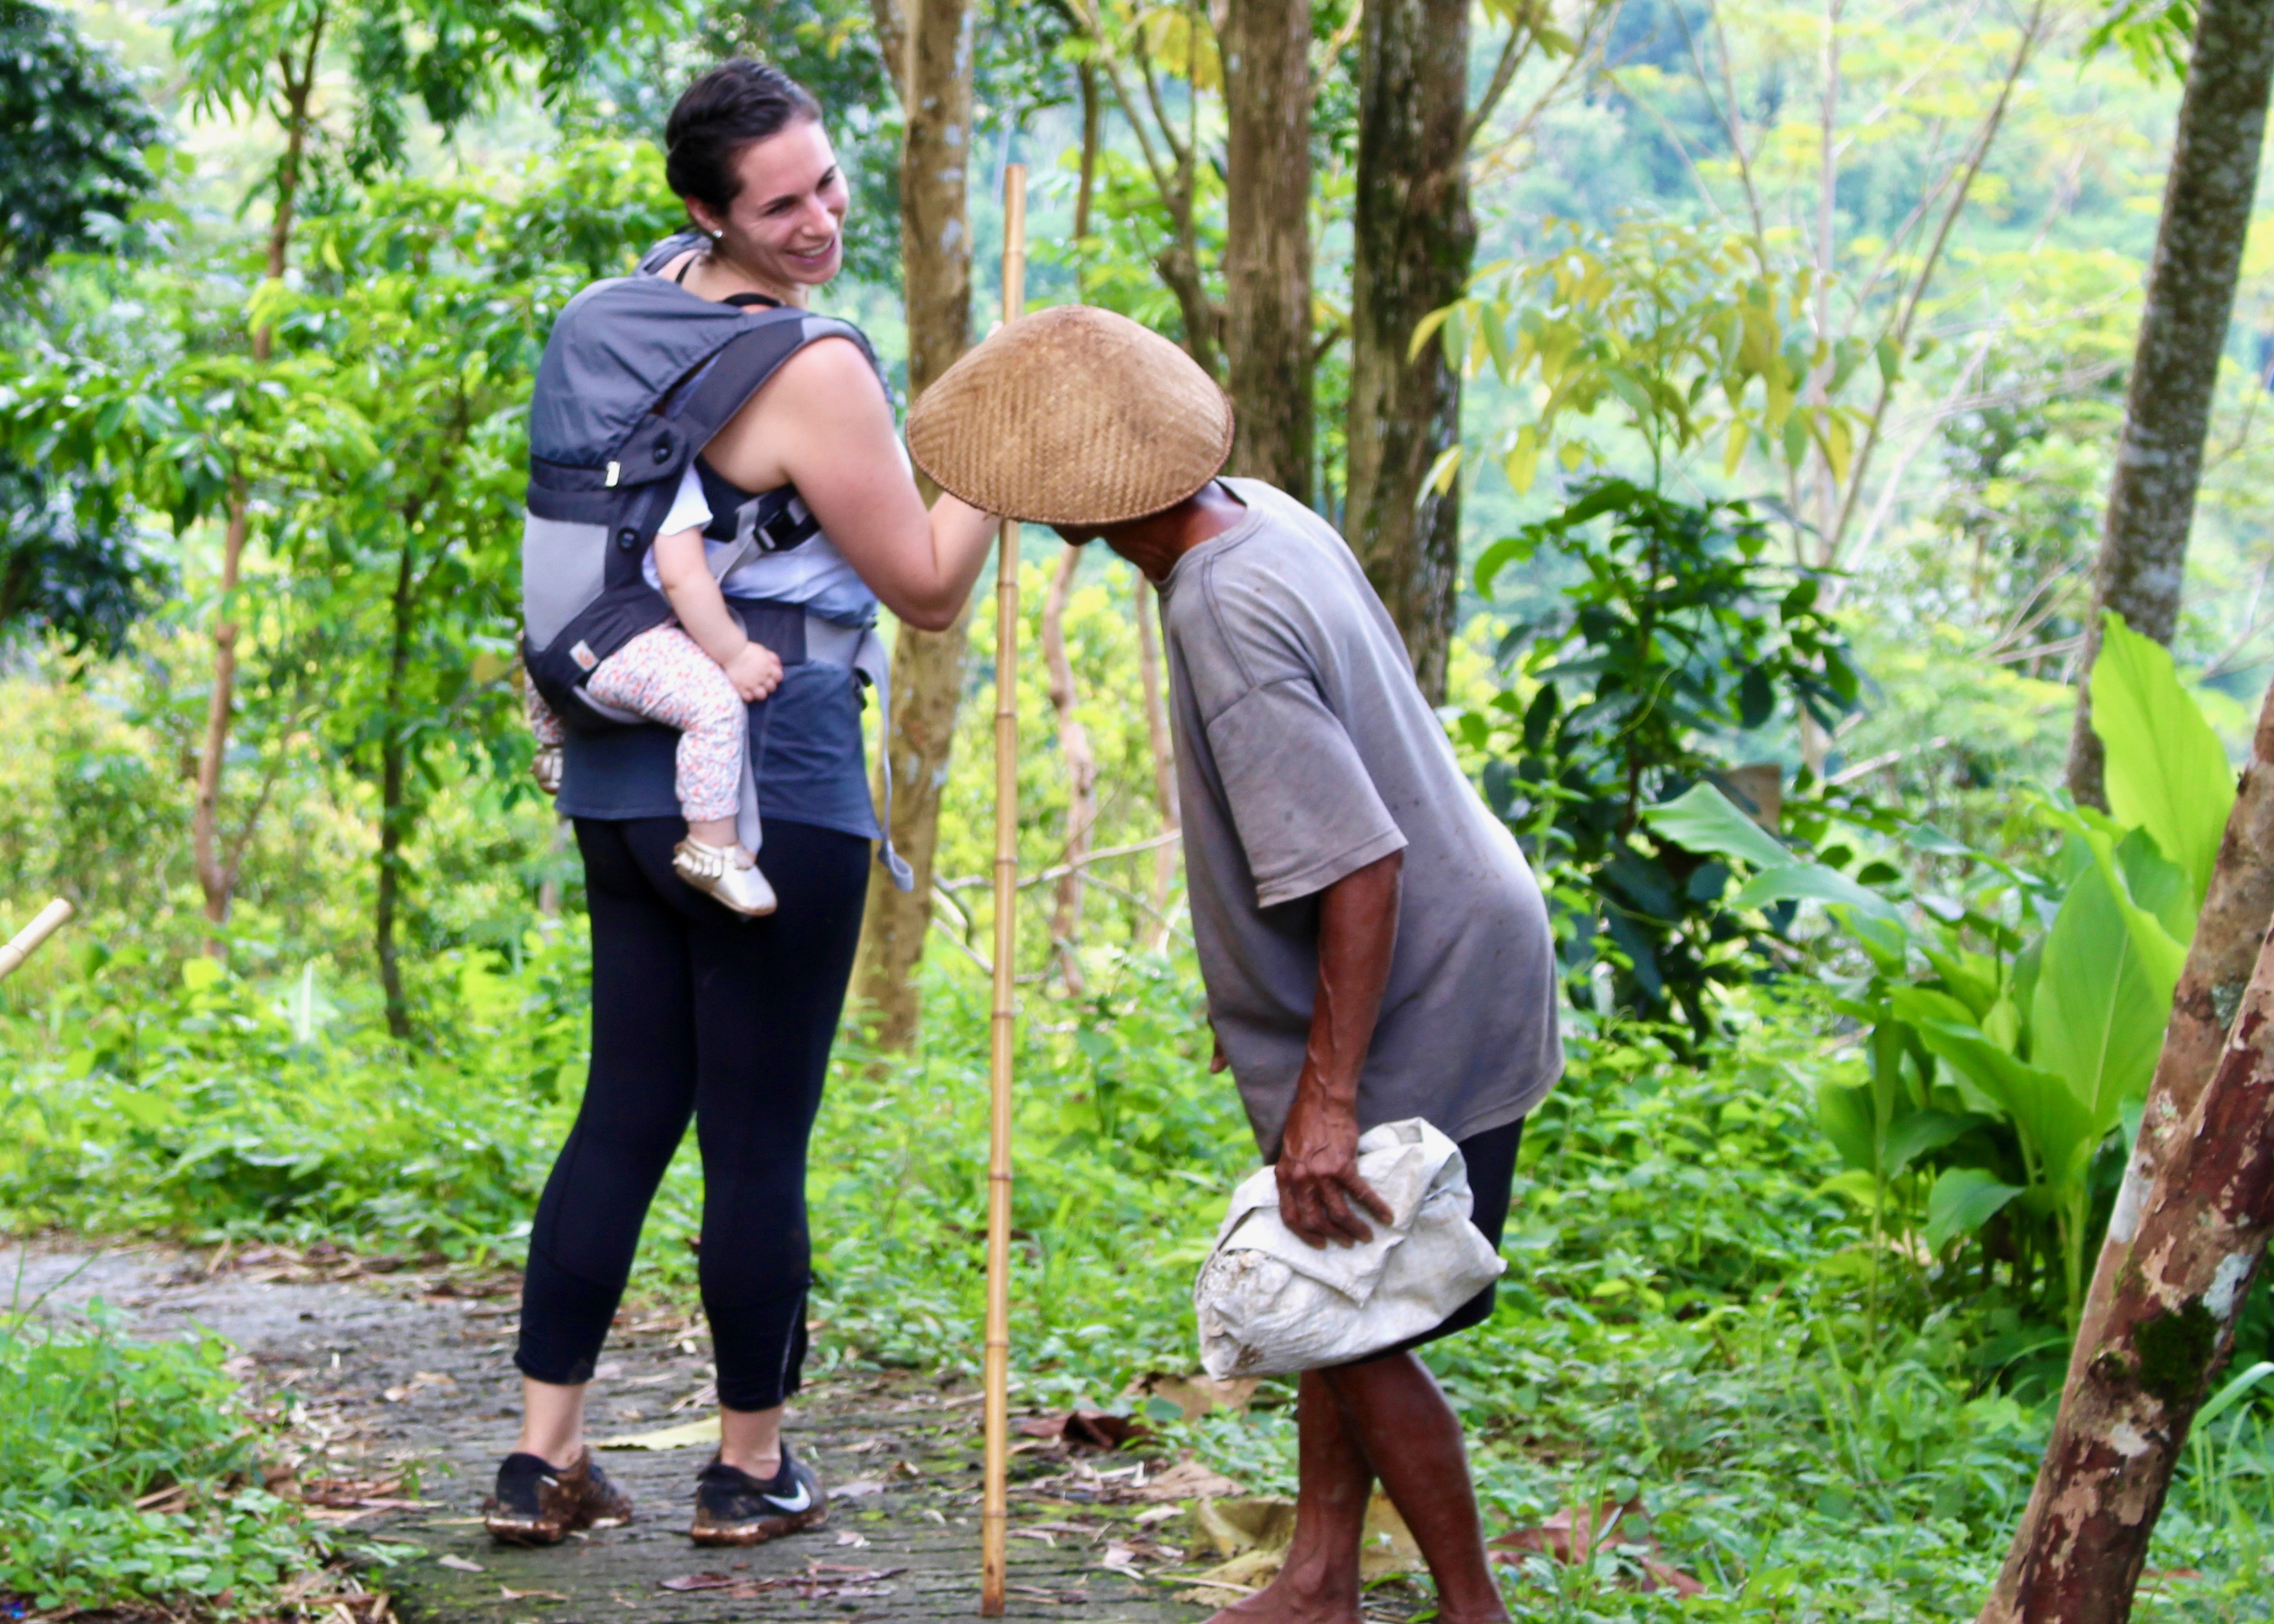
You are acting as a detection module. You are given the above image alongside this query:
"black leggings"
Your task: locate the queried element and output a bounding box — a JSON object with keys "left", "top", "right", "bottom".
{"left": 515, "top": 817, "right": 869, "bottom": 1411}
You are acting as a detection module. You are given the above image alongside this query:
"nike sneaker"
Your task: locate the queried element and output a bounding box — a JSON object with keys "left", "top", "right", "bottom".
{"left": 482, "top": 1448, "right": 633, "bottom": 1546}
{"left": 688, "top": 1442, "right": 828, "bottom": 1545}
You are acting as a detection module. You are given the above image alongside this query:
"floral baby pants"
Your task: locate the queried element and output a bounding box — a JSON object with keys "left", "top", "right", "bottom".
{"left": 525, "top": 624, "right": 745, "bottom": 824}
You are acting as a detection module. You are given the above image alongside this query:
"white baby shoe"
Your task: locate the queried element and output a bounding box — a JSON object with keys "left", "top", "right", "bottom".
{"left": 672, "top": 838, "right": 778, "bottom": 917}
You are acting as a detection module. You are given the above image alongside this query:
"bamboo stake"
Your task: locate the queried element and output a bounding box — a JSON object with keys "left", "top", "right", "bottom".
{"left": 0, "top": 900, "right": 73, "bottom": 982}
{"left": 979, "top": 162, "right": 1027, "bottom": 1620}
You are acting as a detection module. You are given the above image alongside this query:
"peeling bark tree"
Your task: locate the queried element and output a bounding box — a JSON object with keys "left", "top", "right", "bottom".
{"left": 2064, "top": 0, "right": 2274, "bottom": 809}
{"left": 853, "top": 0, "right": 976, "bottom": 1049}
{"left": 1041, "top": 545, "right": 1096, "bottom": 993}
{"left": 1979, "top": 933, "right": 2274, "bottom": 1620}
{"left": 1982, "top": 673, "right": 2274, "bottom": 1621}
{"left": 1342, "top": 0, "right": 1473, "bottom": 700}
{"left": 1222, "top": 0, "right": 1314, "bottom": 498}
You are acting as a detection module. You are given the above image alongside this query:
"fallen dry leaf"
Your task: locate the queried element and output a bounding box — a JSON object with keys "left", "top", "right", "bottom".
{"left": 434, "top": 1554, "right": 484, "bottom": 1573}
{"left": 1131, "top": 1458, "right": 1242, "bottom": 1503}
{"left": 497, "top": 1587, "right": 568, "bottom": 1602}
{"left": 833, "top": 1478, "right": 886, "bottom": 1498}
{"left": 1015, "top": 1409, "right": 1148, "bottom": 1451}
{"left": 1125, "top": 1370, "right": 1260, "bottom": 1422}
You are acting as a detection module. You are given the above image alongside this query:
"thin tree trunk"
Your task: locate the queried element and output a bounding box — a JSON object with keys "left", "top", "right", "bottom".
{"left": 1978, "top": 922, "right": 2274, "bottom": 1621}
{"left": 1075, "top": 58, "right": 1102, "bottom": 244}
{"left": 2064, "top": 0, "right": 2274, "bottom": 809}
{"left": 191, "top": 481, "right": 250, "bottom": 945}
{"left": 1133, "top": 571, "right": 1178, "bottom": 950}
{"left": 1223, "top": 0, "right": 1314, "bottom": 499}
{"left": 1343, "top": 0, "right": 1474, "bottom": 700}
{"left": 192, "top": 26, "right": 321, "bottom": 941}
{"left": 1041, "top": 545, "right": 1095, "bottom": 993}
{"left": 853, "top": 0, "right": 976, "bottom": 1050}
{"left": 375, "top": 535, "right": 417, "bottom": 1040}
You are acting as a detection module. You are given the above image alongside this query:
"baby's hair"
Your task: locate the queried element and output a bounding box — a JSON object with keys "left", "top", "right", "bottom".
{"left": 664, "top": 59, "right": 824, "bottom": 213}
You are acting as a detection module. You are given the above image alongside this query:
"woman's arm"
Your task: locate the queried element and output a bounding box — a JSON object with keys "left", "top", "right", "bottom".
{"left": 652, "top": 528, "right": 783, "bottom": 702}
{"left": 698, "top": 339, "right": 997, "bottom": 631}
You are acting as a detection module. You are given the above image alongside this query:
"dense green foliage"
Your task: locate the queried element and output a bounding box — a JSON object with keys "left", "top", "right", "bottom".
{"left": 0, "top": 1296, "right": 323, "bottom": 1614}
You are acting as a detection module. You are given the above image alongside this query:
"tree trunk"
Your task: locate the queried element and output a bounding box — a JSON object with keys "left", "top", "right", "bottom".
{"left": 375, "top": 535, "right": 417, "bottom": 1040}
{"left": 191, "top": 30, "right": 321, "bottom": 943}
{"left": 1977, "top": 924, "right": 2274, "bottom": 1621}
{"left": 1343, "top": 0, "right": 1474, "bottom": 700}
{"left": 852, "top": 0, "right": 976, "bottom": 1050}
{"left": 1041, "top": 545, "right": 1095, "bottom": 993}
{"left": 1222, "top": 0, "right": 1314, "bottom": 499}
{"left": 1134, "top": 570, "right": 1179, "bottom": 950}
{"left": 2063, "top": 0, "right": 2274, "bottom": 809}
{"left": 1984, "top": 671, "right": 2274, "bottom": 1618}
{"left": 191, "top": 483, "right": 249, "bottom": 944}
{"left": 1075, "top": 59, "right": 1101, "bottom": 244}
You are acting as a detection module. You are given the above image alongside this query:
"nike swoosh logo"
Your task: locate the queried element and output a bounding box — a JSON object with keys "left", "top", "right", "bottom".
{"left": 762, "top": 1482, "right": 813, "bottom": 1513}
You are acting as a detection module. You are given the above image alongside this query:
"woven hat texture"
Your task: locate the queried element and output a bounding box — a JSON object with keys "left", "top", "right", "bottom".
{"left": 904, "top": 305, "right": 1233, "bottom": 526}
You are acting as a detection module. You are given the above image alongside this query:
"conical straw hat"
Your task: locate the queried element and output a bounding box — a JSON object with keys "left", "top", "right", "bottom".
{"left": 905, "top": 306, "right": 1234, "bottom": 526}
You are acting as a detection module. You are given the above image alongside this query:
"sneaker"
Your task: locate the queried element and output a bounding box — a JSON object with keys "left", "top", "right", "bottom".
{"left": 688, "top": 1443, "right": 827, "bottom": 1546}
{"left": 482, "top": 1448, "right": 633, "bottom": 1546}
{"left": 672, "top": 838, "right": 778, "bottom": 917}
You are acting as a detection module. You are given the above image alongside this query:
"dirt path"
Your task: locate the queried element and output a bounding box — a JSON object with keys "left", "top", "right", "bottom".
{"left": 7, "top": 1243, "right": 1231, "bottom": 1623}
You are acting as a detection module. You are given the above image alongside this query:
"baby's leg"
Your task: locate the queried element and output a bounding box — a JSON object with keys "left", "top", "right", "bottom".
{"left": 585, "top": 626, "right": 747, "bottom": 845}
{"left": 525, "top": 678, "right": 566, "bottom": 746}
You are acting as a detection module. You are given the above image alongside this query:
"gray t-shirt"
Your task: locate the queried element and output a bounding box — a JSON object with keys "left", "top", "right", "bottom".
{"left": 1162, "top": 480, "right": 1563, "bottom": 1156}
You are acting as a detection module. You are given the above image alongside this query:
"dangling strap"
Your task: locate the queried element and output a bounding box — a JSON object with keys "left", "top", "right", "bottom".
{"left": 854, "top": 628, "right": 914, "bottom": 892}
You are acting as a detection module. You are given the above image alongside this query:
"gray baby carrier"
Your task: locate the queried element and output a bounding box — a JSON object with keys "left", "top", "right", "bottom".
{"left": 519, "top": 241, "right": 913, "bottom": 891}
{"left": 519, "top": 254, "right": 878, "bottom": 726}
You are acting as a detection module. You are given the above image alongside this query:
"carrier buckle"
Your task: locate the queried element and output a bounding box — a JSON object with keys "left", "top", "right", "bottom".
{"left": 604, "top": 461, "right": 621, "bottom": 487}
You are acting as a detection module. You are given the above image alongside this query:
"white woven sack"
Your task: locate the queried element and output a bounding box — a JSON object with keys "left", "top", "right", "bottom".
{"left": 1193, "top": 1118, "right": 1505, "bottom": 1379}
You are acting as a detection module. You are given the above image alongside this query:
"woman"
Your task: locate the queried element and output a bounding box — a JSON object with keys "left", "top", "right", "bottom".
{"left": 482, "top": 59, "right": 997, "bottom": 1549}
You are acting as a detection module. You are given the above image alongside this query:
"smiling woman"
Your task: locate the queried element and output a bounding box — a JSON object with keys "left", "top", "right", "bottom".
{"left": 494, "top": 56, "right": 1000, "bottom": 1557}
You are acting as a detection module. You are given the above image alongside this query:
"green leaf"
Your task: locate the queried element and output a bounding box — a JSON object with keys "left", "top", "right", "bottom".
{"left": 2032, "top": 864, "right": 2167, "bottom": 1131}
{"left": 1883, "top": 1110, "right": 1977, "bottom": 1178}
{"left": 1925, "top": 1167, "right": 2025, "bottom": 1251}
{"left": 1730, "top": 863, "right": 1896, "bottom": 920}
{"left": 1903, "top": 1010, "right": 2099, "bottom": 1197}
{"left": 1816, "top": 1081, "right": 1878, "bottom": 1175}
{"left": 2091, "top": 611, "right": 2235, "bottom": 907}
{"left": 1642, "top": 783, "right": 1787, "bottom": 870}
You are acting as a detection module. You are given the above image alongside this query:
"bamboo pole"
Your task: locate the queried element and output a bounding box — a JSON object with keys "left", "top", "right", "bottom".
{"left": 0, "top": 900, "right": 73, "bottom": 982}
{"left": 979, "top": 162, "right": 1027, "bottom": 1620}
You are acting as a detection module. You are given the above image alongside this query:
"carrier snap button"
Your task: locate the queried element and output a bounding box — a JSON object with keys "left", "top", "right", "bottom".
{"left": 615, "top": 528, "right": 638, "bottom": 550}
{"left": 652, "top": 435, "right": 674, "bottom": 464}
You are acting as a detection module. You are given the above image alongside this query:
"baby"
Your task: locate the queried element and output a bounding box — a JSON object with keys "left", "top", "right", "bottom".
{"left": 526, "top": 466, "right": 780, "bottom": 917}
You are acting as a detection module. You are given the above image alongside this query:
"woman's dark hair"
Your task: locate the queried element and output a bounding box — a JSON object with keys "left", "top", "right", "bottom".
{"left": 664, "top": 59, "right": 823, "bottom": 213}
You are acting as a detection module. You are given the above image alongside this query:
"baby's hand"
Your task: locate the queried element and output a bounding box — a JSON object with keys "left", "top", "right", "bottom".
{"left": 724, "top": 641, "right": 783, "bottom": 702}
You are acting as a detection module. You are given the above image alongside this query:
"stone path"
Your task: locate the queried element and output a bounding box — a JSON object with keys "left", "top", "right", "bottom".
{"left": 6, "top": 1243, "right": 1242, "bottom": 1624}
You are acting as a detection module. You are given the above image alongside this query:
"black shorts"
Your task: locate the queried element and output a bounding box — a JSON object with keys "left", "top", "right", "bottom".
{"left": 1355, "top": 1116, "right": 1523, "bottom": 1361}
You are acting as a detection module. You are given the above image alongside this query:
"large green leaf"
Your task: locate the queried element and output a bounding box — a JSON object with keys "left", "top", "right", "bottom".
{"left": 2032, "top": 865, "right": 2167, "bottom": 1132}
{"left": 2091, "top": 612, "right": 2235, "bottom": 907}
{"left": 1898, "top": 1004, "right": 2101, "bottom": 1198}
{"left": 1643, "top": 782, "right": 1788, "bottom": 869}
{"left": 1730, "top": 863, "right": 1894, "bottom": 919}
{"left": 1925, "top": 1167, "right": 2026, "bottom": 1251}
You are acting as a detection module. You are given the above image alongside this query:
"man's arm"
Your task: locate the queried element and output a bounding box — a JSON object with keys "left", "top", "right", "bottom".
{"left": 1275, "top": 850, "right": 1403, "bottom": 1247}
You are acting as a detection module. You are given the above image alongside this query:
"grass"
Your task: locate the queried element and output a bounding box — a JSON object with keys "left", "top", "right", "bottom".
{"left": 9, "top": 934, "right": 2271, "bottom": 1620}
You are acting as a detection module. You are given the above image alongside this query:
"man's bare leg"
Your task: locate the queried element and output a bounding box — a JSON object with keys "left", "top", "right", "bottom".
{"left": 1323, "top": 1352, "right": 1508, "bottom": 1624}
{"left": 1206, "top": 1370, "right": 1372, "bottom": 1624}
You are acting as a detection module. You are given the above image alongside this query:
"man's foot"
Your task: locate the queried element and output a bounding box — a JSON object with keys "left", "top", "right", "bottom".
{"left": 690, "top": 1443, "right": 828, "bottom": 1545}
{"left": 1203, "top": 1570, "right": 1363, "bottom": 1624}
{"left": 672, "top": 838, "right": 778, "bottom": 917}
{"left": 482, "top": 1448, "right": 632, "bottom": 1546}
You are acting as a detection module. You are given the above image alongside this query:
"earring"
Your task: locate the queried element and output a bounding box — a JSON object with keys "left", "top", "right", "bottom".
{"left": 710, "top": 230, "right": 723, "bottom": 241}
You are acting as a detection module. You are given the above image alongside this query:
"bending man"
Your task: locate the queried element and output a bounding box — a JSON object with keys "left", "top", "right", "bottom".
{"left": 905, "top": 307, "right": 1563, "bottom": 1624}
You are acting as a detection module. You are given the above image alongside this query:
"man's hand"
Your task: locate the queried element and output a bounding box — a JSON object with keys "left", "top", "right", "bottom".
{"left": 723, "top": 642, "right": 783, "bottom": 702}
{"left": 1272, "top": 849, "right": 1403, "bottom": 1248}
{"left": 1276, "top": 1086, "right": 1393, "bottom": 1248}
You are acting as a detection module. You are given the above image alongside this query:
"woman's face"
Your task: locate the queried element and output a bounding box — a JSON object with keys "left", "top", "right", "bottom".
{"left": 689, "top": 118, "right": 849, "bottom": 294}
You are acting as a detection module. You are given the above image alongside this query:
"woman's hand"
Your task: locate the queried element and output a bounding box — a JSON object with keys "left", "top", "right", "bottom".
{"left": 723, "top": 642, "right": 783, "bottom": 702}
{"left": 1276, "top": 1082, "right": 1392, "bottom": 1249}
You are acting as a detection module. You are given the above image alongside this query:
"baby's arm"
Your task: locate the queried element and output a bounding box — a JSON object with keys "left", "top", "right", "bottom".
{"left": 652, "top": 526, "right": 783, "bottom": 702}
